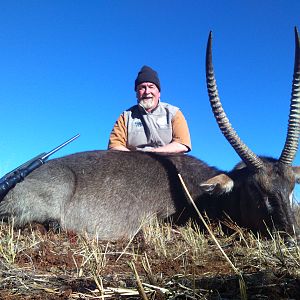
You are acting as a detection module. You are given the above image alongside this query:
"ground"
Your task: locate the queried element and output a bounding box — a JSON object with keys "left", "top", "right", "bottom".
{"left": 0, "top": 221, "right": 299, "bottom": 299}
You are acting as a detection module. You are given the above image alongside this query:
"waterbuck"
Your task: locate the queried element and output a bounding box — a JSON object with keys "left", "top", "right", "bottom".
{"left": 0, "top": 28, "right": 300, "bottom": 240}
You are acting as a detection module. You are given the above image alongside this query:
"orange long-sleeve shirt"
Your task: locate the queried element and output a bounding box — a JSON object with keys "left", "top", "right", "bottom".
{"left": 108, "top": 105, "right": 191, "bottom": 151}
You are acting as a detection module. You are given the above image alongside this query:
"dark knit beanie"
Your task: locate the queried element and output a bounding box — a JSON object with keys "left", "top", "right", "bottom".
{"left": 134, "top": 65, "right": 161, "bottom": 91}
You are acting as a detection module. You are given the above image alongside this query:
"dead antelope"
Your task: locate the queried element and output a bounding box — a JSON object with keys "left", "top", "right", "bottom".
{"left": 0, "top": 28, "right": 299, "bottom": 241}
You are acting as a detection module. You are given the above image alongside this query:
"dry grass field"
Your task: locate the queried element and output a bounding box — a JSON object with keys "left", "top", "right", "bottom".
{"left": 0, "top": 205, "right": 300, "bottom": 300}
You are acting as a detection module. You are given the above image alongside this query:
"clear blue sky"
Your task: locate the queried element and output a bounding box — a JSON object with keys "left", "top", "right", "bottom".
{"left": 1, "top": 1, "right": 300, "bottom": 197}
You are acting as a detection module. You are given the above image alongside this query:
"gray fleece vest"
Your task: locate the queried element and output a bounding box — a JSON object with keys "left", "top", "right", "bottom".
{"left": 124, "top": 102, "right": 179, "bottom": 150}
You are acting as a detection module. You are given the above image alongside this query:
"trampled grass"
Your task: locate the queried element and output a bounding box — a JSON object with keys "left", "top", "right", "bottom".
{"left": 0, "top": 206, "right": 299, "bottom": 299}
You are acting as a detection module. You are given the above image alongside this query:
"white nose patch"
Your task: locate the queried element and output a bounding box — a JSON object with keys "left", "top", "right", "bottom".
{"left": 289, "top": 192, "right": 294, "bottom": 207}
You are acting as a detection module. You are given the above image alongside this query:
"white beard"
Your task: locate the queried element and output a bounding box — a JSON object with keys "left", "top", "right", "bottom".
{"left": 139, "top": 98, "right": 154, "bottom": 110}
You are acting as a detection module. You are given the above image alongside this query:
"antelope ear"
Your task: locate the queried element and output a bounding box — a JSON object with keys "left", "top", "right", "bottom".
{"left": 292, "top": 166, "right": 300, "bottom": 184}
{"left": 200, "top": 174, "right": 234, "bottom": 195}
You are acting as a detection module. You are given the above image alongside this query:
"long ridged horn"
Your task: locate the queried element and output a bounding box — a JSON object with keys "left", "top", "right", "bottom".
{"left": 206, "top": 31, "right": 264, "bottom": 171}
{"left": 279, "top": 27, "right": 300, "bottom": 165}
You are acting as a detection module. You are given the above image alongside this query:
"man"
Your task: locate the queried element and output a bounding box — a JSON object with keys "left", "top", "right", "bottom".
{"left": 108, "top": 65, "right": 191, "bottom": 153}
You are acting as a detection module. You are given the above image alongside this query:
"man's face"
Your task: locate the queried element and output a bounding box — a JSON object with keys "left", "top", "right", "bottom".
{"left": 136, "top": 82, "right": 160, "bottom": 111}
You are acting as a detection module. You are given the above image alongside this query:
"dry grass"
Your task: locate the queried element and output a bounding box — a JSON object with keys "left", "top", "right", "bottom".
{"left": 0, "top": 206, "right": 299, "bottom": 299}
